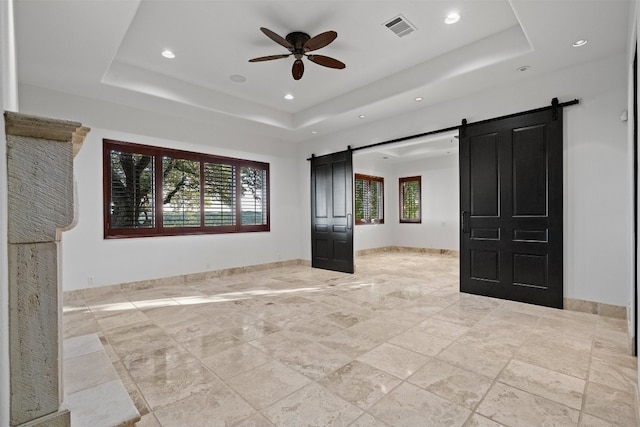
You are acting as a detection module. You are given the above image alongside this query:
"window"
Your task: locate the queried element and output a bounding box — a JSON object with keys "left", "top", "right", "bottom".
{"left": 399, "top": 176, "right": 421, "bottom": 223}
{"left": 355, "top": 173, "right": 384, "bottom": 224}
{"left": 104, "top": 139, "right": 269, "bottom": 238}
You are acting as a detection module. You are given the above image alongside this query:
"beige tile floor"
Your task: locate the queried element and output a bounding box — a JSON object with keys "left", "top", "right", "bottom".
{"left": 63, "top": 252, "right": 639, "bottom": 427}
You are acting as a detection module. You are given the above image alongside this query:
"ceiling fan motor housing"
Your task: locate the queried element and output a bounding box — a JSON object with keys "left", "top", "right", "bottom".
{"left": 286, "top": 32, "right": 311, "bottom": 58}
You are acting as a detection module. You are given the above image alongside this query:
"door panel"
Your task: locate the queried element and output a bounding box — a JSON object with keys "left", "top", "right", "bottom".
{"left": 512, "top": 253, "right": 548, "bottom": 288}
{"left": 471, "top": 228, "right": 500, "bottom": 240}
{"left": 470, "top": 133, "right": 500, "bottom": 217}
{"left": 471, "top": 250, "right": 499, "bottom": 282}
{"left": 311, "top": 150, "right": 354, "bottom": 273}
{"left": 460, "top": 109, "right": 563, "bottom": 308}
{"left": 332, "top": 162, "right": 347, "bottom": 217}
{"left": 314, "top": 164, "right": 328, "bottom": 218}
{"left": 513, "top": 125, "right": 547, "bottom": 216}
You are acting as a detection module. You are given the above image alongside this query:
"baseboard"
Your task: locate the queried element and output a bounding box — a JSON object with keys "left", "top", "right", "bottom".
{"left": 563, "top": 297, "right": 627, "bottom": 320}
{"left": 356, "top": 246, "right": 459, "bottom": 257}
{"left": 64, "top": 259, "right": 310, "bottom": 300}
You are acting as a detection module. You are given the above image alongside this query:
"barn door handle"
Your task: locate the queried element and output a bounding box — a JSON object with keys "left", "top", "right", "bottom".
{"left": 461, "top": 211, "right": 470, "bottom": 233}
{"left": 347, "top": 214, "right": 352, "bottom": 230}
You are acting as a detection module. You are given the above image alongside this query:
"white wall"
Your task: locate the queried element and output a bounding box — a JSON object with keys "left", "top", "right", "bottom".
{"left": 563, "top": 83, "right": 630, "bottom": 306}
{"left": 1, "top": 0, "right": 17, "bottom": 424}
{"left": 389, "top": 154, "right": 459, "bottom": 251}
{"left": 300, "top": 53, "right": 631, "bottom": 307}
{"left": 19, "top": 86, "right": 302, "bottom": 290}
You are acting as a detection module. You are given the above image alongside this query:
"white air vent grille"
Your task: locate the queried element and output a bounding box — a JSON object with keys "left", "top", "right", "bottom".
{"left": 384, "top": 15, "right": 416, "bottom": 38}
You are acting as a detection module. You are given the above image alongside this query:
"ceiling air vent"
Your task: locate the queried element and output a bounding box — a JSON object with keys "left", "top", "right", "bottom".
{"left": 384, "top": 15, "right": 416, "bottom": 38}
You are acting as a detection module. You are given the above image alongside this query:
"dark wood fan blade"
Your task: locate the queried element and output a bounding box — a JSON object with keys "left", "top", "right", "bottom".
{"left": 292, "top": 59, "right": 304, "bottom": 80}
{"left": 260, "top": 27, "right": 293, "bottom": 50}
{"left": 307, "top": 54, "right": 346, "bottom": 69}
{"left": 249, "top": 54, "right": 291, "bottom": 62}
{"left": 303, "top": 31, "right": 337, "bottom": 52}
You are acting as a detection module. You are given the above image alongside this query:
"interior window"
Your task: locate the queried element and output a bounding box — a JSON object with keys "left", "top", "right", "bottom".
{"left": 354, "top": 173, "right": 384, "bottom": 225}
{"left": 399, "top": 176, "right": 421, "bottom": 223}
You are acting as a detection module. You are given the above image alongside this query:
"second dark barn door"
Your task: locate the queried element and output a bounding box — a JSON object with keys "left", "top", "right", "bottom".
{"left": 459, "top": 108, "right": 563, "bottom": 308}
{"left": 310, "top": 150, "right": 354, "bottom": 273}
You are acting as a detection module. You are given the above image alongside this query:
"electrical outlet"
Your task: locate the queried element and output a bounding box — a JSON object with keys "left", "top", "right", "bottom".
{"left": 87, "top": 276, "right": 94, "bottom": 286}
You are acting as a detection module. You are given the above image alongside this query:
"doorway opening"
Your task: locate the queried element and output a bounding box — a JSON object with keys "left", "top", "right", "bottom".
{"left": 352, "top": 131, "right": 460, "bottom": 268}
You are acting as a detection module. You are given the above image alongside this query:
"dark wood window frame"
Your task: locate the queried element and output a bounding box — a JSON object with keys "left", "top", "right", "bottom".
{"left": 399, "top": 176, "right": 422, "bottom": 224}
{"left": 103, "top": 139, "right": 270, "bottom": 238}
{"left": 354, "top": 173, "right": 384, "bottom": 225}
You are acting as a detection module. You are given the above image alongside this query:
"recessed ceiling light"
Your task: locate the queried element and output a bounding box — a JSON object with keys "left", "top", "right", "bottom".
{"left": 311, "top": 131, "right": 318, "bottom": 134}
{"left": 517, "top": 65, "right": 531, "bottom": 72}
{"left": 359, "top": 114, "right": 366, "bottom": 119}
{"left": 284, "top": 94, "right": 294, "bottom": 100}
{"left": 415, "top": 97, "right": 423, "bottom": 102}
{"left": 230, "top": 74, "right": 246, "bottom": 83}
{"left": 572, "top": 39, "right": 588, "bottom": 47}
{"left": 161, "top": 49, "right": 175, "bottom": 59}
{"left": 444, "top": 12, "right": 460, "bottom": 25}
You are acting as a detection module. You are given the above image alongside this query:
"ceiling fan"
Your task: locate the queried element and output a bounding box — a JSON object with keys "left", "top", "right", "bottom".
{"left": 249, "top": 27, "right": 346, "bottom": 80}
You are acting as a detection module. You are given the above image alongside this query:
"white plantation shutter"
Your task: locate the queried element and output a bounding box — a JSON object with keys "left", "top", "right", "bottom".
{"left": 204, "top": 162, "right": 236, "bottom": 226}
{"left": 240, "top": 166, "right": 268, "bottom": 226}
{"left": 354, "top": 174, "right": 384, "bottom": 224}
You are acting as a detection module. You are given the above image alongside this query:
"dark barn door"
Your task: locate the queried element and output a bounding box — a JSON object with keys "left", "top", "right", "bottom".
{"left": 310, "top": 150, "right": 354, "bottom": 273}
{"left": 460, "top": 108, "right": 563, "bottom": 308}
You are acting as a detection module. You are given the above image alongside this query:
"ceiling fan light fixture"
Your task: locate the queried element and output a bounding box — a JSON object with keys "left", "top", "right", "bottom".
{"left": 445, "top": 12, "right": 461, "bottom": 25}
{"left": 161, "top": 49, "right": 175, "bottom": 59}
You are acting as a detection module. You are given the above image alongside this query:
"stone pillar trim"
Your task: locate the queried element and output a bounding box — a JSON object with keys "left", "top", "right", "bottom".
{"left": 5, "top": 112, "right": 82, "bottom": 142}
{"left": 72, "top": 126, "right": 90, "bottom": 157}
{"left": 5, "top": 112, "right": 86, "bottom": 427}
{"left": 4, "top": 112, "right": 90, "bottom": 158}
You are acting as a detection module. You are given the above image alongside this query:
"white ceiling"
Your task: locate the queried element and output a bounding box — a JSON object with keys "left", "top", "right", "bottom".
{"left": 14, "top": 0, "right": 631, "bottom": 154}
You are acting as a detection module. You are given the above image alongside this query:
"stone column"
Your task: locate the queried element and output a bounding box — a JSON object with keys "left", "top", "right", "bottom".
{"left": 5, "top": 112, "right": 89, "bottom": 427}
